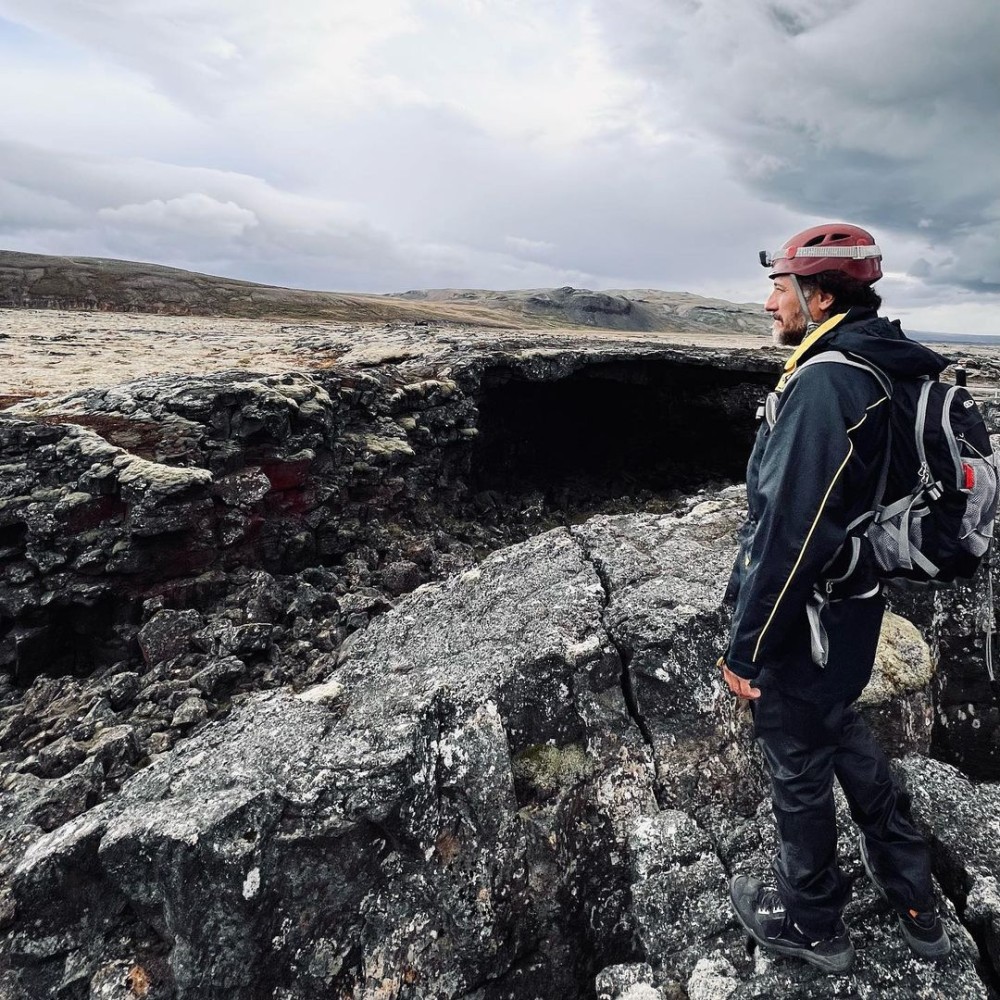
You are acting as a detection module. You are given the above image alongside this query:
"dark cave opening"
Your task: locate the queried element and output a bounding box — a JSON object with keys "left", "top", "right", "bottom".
{"left": 3, "top": 593, "right": 135, "bottom": 688}
{"left": 470, "top": 360, "right": 774, "bottom": 516}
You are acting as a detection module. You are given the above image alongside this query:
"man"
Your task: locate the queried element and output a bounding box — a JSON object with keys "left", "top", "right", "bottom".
{"left": 720, "top": 223, "right": 952, "bottom": 973}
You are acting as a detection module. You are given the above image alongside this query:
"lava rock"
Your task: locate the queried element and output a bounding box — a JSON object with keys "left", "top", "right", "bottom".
{"left": 108, "top": 671, "right": 141, "bottom": 710}
{"left": 138, "top": 610, "right": 204, "bottom": 666}
{"left": 595, "top": 964, "right": 659, "bottom": 1000}
{"left": 10, "top": 526, "right": 636, "bottom": 998}
{"left": 2, "top": 495, "right": 996, "bottom": 999}
{"left": 213, "top": 467, "right": 272, "bottom": 507}
{"left": 170, "top": 696, "right": 208, "bottom": 729}
{"left": 214, "top": 622, "right": 273, "bottom": 658}
{"left": 627, "top": 811, "right": 730, "bottom": 980}
{"left": 897, "top": 754, "right": 1000, "bottom": 980}
{"left": 25, "top": 758, "right": 104, "bottom": 832}
{"left": 379, "top": 559, "right": 424, "bottom": 596}
{"left": 685, "top": 956, "right": 738, "bottom": 1000}
{"left": 189, "top": 656, "right": 246, "bottom": 697}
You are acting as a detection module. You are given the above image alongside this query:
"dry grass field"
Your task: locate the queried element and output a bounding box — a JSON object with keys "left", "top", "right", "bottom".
{"left": 0, "top": 307, "right": 780, "bottom": 404}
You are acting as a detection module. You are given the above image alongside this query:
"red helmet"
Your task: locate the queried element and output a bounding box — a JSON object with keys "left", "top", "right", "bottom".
{"left": 760, "top": 223, "right": 882, "bottom": 283}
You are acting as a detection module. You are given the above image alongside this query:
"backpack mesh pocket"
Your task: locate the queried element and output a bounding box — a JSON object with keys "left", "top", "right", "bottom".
{"left": 869, "top": 507, "right": 928, "bottom": 574}
{"left": 960, "top": 457, "right": 998, "bottom": 555}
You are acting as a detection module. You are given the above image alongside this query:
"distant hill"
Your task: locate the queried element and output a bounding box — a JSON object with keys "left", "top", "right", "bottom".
{"left": 910, "top": 330, "right": 1000, "bottom": 346}
{"left": 0, "top": 250, "right": 771, "bottom": 336}
{"left": 393, "top": 285, "right": 771, "bottom": 335}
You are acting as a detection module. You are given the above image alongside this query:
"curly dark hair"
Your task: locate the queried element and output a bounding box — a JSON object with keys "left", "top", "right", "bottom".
{"left": 799, "top": 270, "right": 882, "bottom": 314}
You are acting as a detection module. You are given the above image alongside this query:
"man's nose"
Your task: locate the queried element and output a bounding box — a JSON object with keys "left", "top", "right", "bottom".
{"left": 764, "top": 292, "right": 778, "bottom": 312}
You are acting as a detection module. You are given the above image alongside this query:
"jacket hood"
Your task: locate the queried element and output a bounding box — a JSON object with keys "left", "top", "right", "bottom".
{"left": 818, "top": 308, "right": 949, "bottom": 379}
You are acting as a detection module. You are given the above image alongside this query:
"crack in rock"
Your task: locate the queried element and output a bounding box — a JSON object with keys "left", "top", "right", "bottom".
{"left": 570, "top": 526, "right": 654, "bottom": 748}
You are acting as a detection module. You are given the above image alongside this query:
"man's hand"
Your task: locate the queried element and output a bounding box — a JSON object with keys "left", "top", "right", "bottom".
{"left": 718, "top": 657, "right": 761, "bottom": 700}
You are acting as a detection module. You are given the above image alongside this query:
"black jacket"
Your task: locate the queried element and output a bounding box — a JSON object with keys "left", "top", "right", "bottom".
{"left": 724, "top": 309, "right": 948, "bottom": 691}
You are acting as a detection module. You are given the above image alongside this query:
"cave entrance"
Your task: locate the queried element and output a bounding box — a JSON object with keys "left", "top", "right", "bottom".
{"left": 470, "top": 359, "right": 774, "bottom": 518}
{"left": 2, "top": 592, "right": 136, "bottom": 688}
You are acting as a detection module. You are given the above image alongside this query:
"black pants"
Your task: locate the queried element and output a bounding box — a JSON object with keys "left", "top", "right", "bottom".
{"left": 752, "top": 690, "right": 935, "bottom": 939}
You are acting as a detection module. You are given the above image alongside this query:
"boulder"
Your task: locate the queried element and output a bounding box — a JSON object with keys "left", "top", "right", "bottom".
{"left": 10, "top": 527, "right": 648, "bottom": 998}
{"left": 138, "top": 610, "right": 204, "bottom": 666}
{"left": 4, "top": 498, "right": 993, "bottom": 999}
{"left": 897, "top": 754, "right": 1000, "bottom": 980}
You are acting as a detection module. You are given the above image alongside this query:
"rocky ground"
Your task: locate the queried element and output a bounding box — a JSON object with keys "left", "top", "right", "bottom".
{"left": 1, "top": 284, "right": 1000, "bottom": 998}
{"left": 3, "top": 495, "right": 998, "bottom": 1000}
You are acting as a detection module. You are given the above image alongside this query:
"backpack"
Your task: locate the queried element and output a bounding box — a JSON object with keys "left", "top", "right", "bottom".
{"left": 795, "top": 351, "right": 999, "bottom": 590}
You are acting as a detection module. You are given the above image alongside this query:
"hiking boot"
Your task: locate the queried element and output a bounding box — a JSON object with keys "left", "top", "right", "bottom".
{"left": 729, "top": 874, "right": 855, "bottom": 973}
{"left": 858, "top": 834, "right": 951, "bottom": 958}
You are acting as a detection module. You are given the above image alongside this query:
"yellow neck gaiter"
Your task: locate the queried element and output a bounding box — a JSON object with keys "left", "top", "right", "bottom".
{"left": 775, "top": 312, "right": 848, "bottom": 392}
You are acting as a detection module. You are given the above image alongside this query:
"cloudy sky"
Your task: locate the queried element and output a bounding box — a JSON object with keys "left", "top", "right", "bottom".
{"left": 1, "top": 0, "right": 998, "bottom": 333}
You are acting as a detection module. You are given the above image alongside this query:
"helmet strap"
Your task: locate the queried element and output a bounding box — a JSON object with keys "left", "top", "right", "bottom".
{"left": 789, "top": 275, "right": 819, "bottom": 333}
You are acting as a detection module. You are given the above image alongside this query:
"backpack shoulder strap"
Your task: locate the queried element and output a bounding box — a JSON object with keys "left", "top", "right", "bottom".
{"left": 790, "top": 350, "right": 895, "bottom": 530}
{"left": 792, "top": 350, "right": 893, "bottom": 398}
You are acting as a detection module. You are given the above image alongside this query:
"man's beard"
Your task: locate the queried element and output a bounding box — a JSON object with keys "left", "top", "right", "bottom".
{"left": 771, "top": 319, "right": 807, "bottom": 347}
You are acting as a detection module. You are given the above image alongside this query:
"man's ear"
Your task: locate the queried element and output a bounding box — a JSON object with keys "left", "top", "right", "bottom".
{"left": 813, "top": 288, "right": 836, "bottom": 314}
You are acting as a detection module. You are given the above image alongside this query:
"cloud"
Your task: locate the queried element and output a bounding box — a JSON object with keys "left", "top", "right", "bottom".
{"left": 99, "top": 194, "right": 258, "bottom": 239}
{"left": 0, "top": 0, "right": 996, "bottom": 334}
{"left": 0, "top": 0, "right": 417, "bottom": 115}
{"left": 0, "top": 140, "right": 403, "bottom": 285}
{"left": 0, "top": 139, "right": 638, "bottom": 292}
{"left": 590, "top": 0, "right": 1000, "bottom": 293}
{"left": 505, "top": 236, "right": 556, "bottom": 257}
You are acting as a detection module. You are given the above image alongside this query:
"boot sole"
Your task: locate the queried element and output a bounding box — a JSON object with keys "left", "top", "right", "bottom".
{"left": 858, "top": 835, "right": 951, "bottom": 959}
{"left": 730, "top": 876, "right": 855, "bottom": 974}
